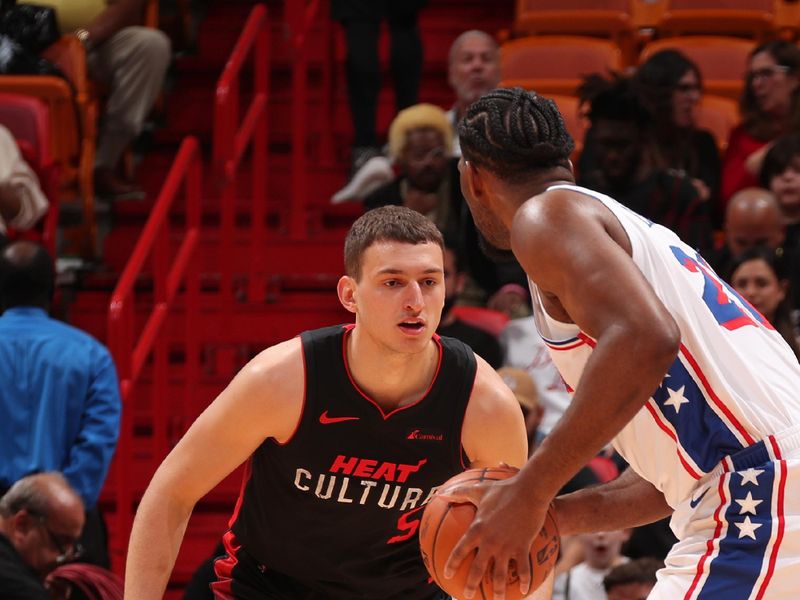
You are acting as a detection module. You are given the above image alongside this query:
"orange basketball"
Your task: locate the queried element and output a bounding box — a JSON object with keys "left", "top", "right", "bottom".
{"left": 419, "top": 466, "right": 560, "bottom": 600}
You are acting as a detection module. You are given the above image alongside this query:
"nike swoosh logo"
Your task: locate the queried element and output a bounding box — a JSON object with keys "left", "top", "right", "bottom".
{"left": 319, "top": 411, "right": 360, "bottom": 424}
{"left": 690, "top": 487, "right": 709, "bottom": 508}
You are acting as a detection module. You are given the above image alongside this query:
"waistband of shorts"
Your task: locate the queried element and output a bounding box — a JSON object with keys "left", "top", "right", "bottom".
{"left": 703, "top": 423, "right": 800, "bottom": 482}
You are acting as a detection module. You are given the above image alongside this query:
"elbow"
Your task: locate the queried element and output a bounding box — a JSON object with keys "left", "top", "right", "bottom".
{"left": 650, "top": 316, "right": 681, "bottom": 372}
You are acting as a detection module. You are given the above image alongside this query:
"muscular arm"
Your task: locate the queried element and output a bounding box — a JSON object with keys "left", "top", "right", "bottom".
{"left": 124, "top": 338, "right": 304, "bottom": 600}
{"left": 86, "top": 0, "right": 148, "bottom": 46}
{"left": 444, "top": 191, "right": 680, "bottom": 597}
{"left": 462, "top": 357, "right": 528, "bottom": 469}
{"left": 510, "top": 191, "right": 680, "bottom": 506}
{"left": 554, "top": 467, "right": 672, "bottom": 536}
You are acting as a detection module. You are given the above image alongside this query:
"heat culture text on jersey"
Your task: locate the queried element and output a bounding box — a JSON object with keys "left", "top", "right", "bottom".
{"left": 292, "top": 454, "right": 440, "bottom": 511}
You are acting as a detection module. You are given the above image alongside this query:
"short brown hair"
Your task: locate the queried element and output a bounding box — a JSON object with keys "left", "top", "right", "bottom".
{"left": 344, "top": 206, "right": 444, "bottom": 280}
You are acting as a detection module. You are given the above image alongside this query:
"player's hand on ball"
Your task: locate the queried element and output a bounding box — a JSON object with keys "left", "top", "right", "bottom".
{"left": 441, "top": 472, "right": 552, "bottom": 600}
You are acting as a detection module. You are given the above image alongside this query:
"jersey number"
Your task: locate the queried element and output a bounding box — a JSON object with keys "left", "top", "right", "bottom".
{"left": 671, "top": 246, "right": 772, "bottom": 331}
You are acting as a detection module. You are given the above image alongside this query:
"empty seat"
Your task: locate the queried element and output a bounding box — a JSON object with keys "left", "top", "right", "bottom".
{"left": 639, "top": 36, "right": 755, "bottom": 100}
{"left": 544, "top": 94, "right": 589, "bottom": 160}
{"left": 655, "top": 0, "right": 777, "bottom": 38}
{"left": 500, "top": 36, "right": 623, "bottom": 97}
{"left": 513, "top": 0, "right": 637, "bottom": 62}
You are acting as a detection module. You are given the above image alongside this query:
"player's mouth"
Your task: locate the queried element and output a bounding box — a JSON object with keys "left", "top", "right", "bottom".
{"left": 398, "top": 318, "right": 426, "bottom": 335}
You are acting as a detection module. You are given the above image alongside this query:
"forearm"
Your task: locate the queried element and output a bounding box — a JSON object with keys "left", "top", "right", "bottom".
{"left": 125, "top": 476, "right": 194, "bottom": 598}
{"left": 553, "top": 467, "right": 672, "bottom": 535}
{"left": 515, "top": 329, "right": 677, "bottom": 503}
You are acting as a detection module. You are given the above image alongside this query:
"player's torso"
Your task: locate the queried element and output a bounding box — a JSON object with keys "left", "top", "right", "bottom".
{"left": 230, "top": 325, "right": 475, "bottom": 599}
{"left": 530, "top": 185, "right": 800, "bottom": 508}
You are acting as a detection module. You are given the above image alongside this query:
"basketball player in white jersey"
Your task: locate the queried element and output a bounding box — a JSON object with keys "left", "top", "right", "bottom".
{"left": 443, "top": 87, "right": 800, "bottom": 600}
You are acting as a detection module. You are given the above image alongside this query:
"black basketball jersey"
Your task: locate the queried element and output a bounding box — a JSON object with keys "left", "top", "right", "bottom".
{"left": 226, "top": 324, "right": 476, "bottom": 599}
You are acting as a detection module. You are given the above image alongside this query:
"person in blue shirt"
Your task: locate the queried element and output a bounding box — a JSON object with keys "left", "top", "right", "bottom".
{"left": 0, "top": 241, "right": 121, "bottom": 567}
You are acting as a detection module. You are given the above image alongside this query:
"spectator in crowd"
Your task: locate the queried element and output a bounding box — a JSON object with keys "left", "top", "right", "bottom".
{"left": 497, "top": 366, "right": 544, "bottom": 450}
{"left": 577, "top": 77, "right": 712, "bottom": 252}
{"left": 553, "top": 529, "right": 631, "bottom": 600}
{"left": 707, "top": 187, "right": 788, "bottom": 276}
{"left": 331, "top": 29, "right": 500, "bottom": 204}
{"left": 633, "top": 49, "right": 721, "bottom": 210}
{"left": 446, "top": 30, "right": 501, "bottom": 156}
{"left": 364, "top": 103, "right": 528, "bottom": 311}
{"left": 760, "top": 132, "right": 800, "bottom": 249}
{"left": 0, "top": 241, "right": 121, "bottom": 566}
{"left": 0, "top": 124, "right": 48, "bottom": 238}
{"left": 34, "top": 0, "right": 171, "bottom": 200}
{"left": 364, "top": 103, "right": 462, "bottom": 240}
{"left": 603, "top": 557, "right": 661, "bottom": 600}
{"left": 728, "top": 245, "right": 800, "bottom": 359}
{"left": 721, "top": 40, "right": 800, "bottom": 206}
{"left": 0, "top": 473, "right": 84, "bottom": 600}
{"left": 331, "top": 0, "right": 427, "bottom": 173}
{"left": 437, "top": 240, "right": 503, "bottom": 368}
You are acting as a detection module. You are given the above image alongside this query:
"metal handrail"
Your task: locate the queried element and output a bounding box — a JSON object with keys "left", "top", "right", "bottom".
{"left": 106, "top": 136, "right": 202, "bottom": 569}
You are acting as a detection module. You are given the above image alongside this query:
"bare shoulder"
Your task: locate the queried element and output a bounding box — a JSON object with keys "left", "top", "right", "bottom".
{"left": 510, "top": 188, "right": 624, "bottom": 287}
{"left": 213, "top": 336, "right": 305, "bottom": 443}
{"left": 462, "top": 356, "right": 528, "bottom": 469}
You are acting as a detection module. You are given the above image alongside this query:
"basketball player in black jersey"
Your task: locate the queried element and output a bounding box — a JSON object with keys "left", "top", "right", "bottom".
{"left": 124, "top": 206, "right": 528, "bottom": 599}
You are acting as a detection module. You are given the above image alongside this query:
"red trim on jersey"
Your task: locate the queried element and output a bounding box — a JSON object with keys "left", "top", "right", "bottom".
{"left": 211, "top": 530, "right": 241, "bottom": 599}
{"left": 577, "top": 332, "right": 596, "bottom": 348}
{"left": 679, "top": 344, "right": 755, "bottom": 446}
{"left": 685, "top": 473, "right": 729, "bottom": 600}
{"left": 644, "top": 401, "right": 702, "bottom": 480}
{"left": 341, "top": 325, "right": 444, "bottom": 420}
{"left": 226, "top": 458, "right": 253, "bottom": 529}
{"left": 756, "top": 438, "right": 786, "bottom": 599}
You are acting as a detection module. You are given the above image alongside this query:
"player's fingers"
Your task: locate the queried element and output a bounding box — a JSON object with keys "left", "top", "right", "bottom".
{"left": 462, "top": 546, "right": 492, "bottom": 600}
{"left": 443, "top": 529, "right": 476, "bottom": 579}
{"left": 491, "top": 556, "right": 509, "bottom": 600}
{"left": 517, "top": 550, "right": 532, "bottom": 596}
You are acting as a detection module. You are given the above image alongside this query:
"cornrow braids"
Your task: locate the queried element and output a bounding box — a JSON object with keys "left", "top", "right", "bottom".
{"left": 458, "top": 87, "right": 574, "bottom": 183}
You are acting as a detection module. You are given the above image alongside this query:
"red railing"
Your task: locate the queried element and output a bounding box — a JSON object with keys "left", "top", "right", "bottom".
{"left": 106, "top": 136, "right": 202, "bottom": 568}
{"left": 213, "top": 4, "right": 269, "bottom": 305}
{"left": 285, "top": 0, "right": 335, "bottom": 239}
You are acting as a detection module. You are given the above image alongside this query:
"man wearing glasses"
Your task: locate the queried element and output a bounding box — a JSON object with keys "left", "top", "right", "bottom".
{"left": 0, "top": 473, "right": 84, "bottom": 599}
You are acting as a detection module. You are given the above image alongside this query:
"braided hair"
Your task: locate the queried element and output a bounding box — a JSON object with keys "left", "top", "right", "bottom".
{"left": 458, "top": 87, "right": 574, "bottom": 183}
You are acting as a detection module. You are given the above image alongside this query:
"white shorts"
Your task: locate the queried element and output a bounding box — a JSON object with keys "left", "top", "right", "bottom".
{"left": 650, "top": 425, "right": 800, "bottom": 599}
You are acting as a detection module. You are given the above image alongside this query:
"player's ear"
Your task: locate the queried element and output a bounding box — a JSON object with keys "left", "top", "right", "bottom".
{"left": 461, "top": 159, "right": 484, "bottom": 200}
{"left": 337, "top": 275, "right": 358, "bottom": 314}
{"left": 566, "top": 158, "right": 575, "bottom": 176}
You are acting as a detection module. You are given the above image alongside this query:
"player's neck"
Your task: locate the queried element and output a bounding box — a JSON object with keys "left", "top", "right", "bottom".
{"left": 346, "top": 332, "right": 440, "bottom": 410}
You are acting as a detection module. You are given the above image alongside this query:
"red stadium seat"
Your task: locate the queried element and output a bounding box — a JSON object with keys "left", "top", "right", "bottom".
{"left": 639, "top": 36, "right": 755, "bottom": 101}
{"left": 0, "top": 93, "right": 60, "bottom": 255}
{"left": 500, "top": 36, "right": 623, "bottom": 97}
{"left": 655, "top": 0, "right": 777, "bottom": 38}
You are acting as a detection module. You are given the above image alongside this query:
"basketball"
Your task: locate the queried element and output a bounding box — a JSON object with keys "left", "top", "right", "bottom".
{"left": 419, "top": 466, "right": 560, "bottom": 600}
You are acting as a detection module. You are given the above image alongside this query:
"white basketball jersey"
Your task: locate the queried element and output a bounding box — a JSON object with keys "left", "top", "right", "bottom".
{"left": 529, "top": 184, "right": 800, "bottom": 508}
